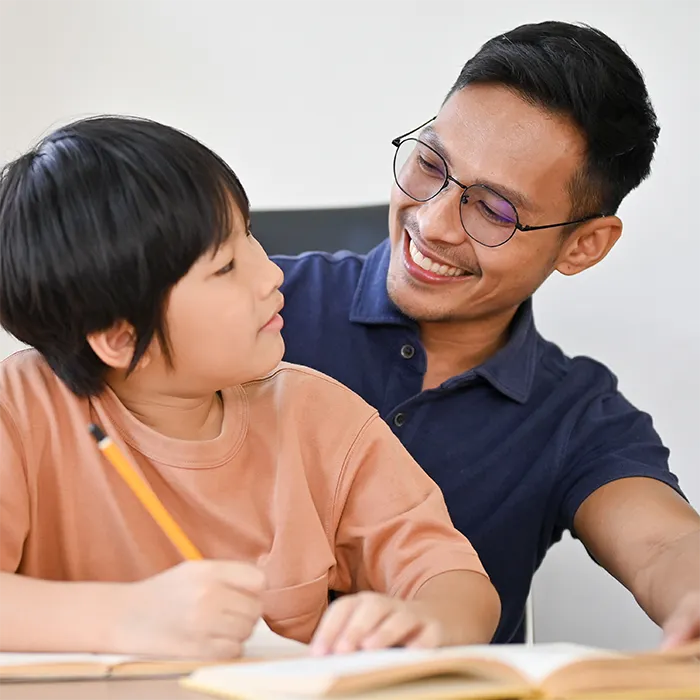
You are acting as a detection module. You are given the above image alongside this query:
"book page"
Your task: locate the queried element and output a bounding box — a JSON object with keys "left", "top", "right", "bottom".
{"left": 0, "top": 620, "right": 301, "bottom": 668}
{"left": 185, "top": 643, "right": 620, "bottom": 697}
{"left": 447, "top": 643, "right": 619, "bottom": 683}
{"left": 185, "top": 648, "right": 459, "bottom": 697}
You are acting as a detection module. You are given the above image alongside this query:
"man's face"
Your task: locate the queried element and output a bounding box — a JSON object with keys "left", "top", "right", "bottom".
{"left": 387, "top": 83, "right": 588, "bottom": 323}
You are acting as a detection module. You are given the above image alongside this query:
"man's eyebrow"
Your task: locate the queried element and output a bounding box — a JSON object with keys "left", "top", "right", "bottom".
{"left": 476, "top": 179, "right": 538, "bottom": 214}
{"left": 419, "top": 126, "right": 538, "bottom": 214}
{"left": 420, "top": 126, "right": 450, "bottom": 165}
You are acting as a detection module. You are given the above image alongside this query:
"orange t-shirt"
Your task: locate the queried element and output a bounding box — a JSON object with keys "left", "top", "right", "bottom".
{"left": 0, "top": 350, "right": 486, "bottom": 642}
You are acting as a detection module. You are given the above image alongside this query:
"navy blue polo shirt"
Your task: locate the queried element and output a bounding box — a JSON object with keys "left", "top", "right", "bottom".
{"left": 273, "top": 240, "right": 681, "bottom": 643}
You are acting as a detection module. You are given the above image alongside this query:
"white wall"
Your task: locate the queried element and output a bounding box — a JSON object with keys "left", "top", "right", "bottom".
{"left": 0, "top": 0, "right": 698, "bottom": 650}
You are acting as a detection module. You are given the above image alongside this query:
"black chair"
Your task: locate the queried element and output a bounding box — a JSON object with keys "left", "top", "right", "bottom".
{"left": 250, "top": 204, "right": 389, "bottom": 256}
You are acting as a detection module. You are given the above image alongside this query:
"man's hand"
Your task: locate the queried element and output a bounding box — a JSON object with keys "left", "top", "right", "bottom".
{"left": 117, "top": 560, "right": 265, "bottom": 659}
{"left": 310, "top": 592, "right": 442, "bottom": 656}
{"left": 662, "top": 591, "right": 700, "bottom": 649}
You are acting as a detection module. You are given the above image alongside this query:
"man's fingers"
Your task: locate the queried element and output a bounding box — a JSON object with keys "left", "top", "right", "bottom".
{"left": 662, "top": 614, "right": 700, "bottom": 649}
{"left": 661, "top": 595, "right": 700, "bottom": 650}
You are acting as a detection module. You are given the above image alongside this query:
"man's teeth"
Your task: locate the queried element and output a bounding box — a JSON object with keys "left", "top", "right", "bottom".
{"left": 409, "top": 239, "right": 466, "bottom": 277}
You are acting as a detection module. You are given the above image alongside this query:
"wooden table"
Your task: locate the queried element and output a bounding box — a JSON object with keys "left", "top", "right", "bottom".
{"left": 0, "top": 678, "right": 200, "bottom": 700}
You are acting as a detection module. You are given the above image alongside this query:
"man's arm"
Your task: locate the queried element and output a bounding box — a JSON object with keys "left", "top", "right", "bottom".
{"left": 574, "top": 477, "right": 700, "bottom": 647}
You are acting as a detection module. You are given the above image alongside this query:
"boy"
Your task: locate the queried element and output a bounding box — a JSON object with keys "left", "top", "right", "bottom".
{"left": 0, "top": 116, "right": 500, "bottom": 659}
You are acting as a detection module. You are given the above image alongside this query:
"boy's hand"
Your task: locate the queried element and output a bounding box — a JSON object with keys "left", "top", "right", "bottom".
{"left": 117, "top": 560, "right": 265, "bottom": 659}
{"left": 310, "top": 592, "right": 442, "bottom": 656}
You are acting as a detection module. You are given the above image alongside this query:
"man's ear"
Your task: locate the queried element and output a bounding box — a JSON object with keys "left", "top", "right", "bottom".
{"left": 87, "top": 321, "right": 149, "bottom": 371}
{"left": 556, "top": 215, "right": 622, "bottom": 276}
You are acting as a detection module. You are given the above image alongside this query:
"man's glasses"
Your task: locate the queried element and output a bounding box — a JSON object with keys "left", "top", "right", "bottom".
{"left": 392, "top": 118, "right": 605, "bottom": 248}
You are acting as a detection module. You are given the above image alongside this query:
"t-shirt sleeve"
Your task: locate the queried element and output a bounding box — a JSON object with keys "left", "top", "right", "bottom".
{"left": 330, "top": 413, "right": 487, "bottom": 599}
{"left": 0, "top": 401, "right": 30, "bottom": 572}
{"left": 555, "top": 375, "right": 683, "bottom": 537}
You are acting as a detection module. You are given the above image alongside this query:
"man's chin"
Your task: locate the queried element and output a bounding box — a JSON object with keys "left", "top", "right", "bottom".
{"left": 387, "top": 275, "right": 460, "bottom": 324}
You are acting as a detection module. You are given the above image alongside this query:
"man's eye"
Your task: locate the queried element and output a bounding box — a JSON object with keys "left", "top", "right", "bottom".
{"left": 215, "top": 259, "right": 235, "bottom": 275}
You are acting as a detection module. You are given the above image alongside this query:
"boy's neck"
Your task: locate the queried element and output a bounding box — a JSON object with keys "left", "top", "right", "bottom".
{"left": 107, "top": 377, "right": 224, "bottom": 441}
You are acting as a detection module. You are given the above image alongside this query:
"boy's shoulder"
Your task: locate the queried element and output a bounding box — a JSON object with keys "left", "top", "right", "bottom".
{"left": 242, "top": 361, "right": 378, "bottom": 424}
{"left": 243, "top": 361, "right": 375, "bottom": 403}
{"left": 0, "top": 349, "right": 79, "bottom": 420}
{"left": 1, "top": 348, "right": 57, "bottom": 387}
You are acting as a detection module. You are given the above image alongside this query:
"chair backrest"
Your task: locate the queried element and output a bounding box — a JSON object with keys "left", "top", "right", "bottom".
{"left": 250, "top": 204, "right": 389, "bottom": 256}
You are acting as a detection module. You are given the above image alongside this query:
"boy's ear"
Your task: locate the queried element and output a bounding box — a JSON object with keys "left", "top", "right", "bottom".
{"left": 87, "top": 321, "right": 150, "bottom": 371}
{"left": 555, "top": 215, "right": 622, "bottom": 276}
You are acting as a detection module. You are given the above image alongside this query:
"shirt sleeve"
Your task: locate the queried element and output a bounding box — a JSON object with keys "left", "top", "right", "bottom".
{"left": 0, "top": 401, "right": 30, "bottom": 572}
{"left": 330, "top": 413, "right": 487, "bottom": 599}
{"left": 555, "top": 373, "right": 684, "bottom": 537}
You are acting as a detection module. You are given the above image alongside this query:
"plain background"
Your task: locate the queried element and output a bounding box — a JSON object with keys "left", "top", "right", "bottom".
{"left": 0, "top": 0, "right": 698, "bottom": 650}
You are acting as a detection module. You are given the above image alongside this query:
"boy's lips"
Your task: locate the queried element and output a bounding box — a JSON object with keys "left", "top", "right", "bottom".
{"left": 260, "top": 300, "right": 285, "bottom": 331}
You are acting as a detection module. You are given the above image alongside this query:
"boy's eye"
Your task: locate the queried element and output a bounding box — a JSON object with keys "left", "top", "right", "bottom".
{"left": 215, "top": 259, "right": 235, "bottom": 276}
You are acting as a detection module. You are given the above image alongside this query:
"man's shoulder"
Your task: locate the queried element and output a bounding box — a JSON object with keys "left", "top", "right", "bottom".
{"left": 535, "top": 335, "right": 670, "bottom": 463}
{"left": 536, "top": 334, "right": 620, "bottom": 397}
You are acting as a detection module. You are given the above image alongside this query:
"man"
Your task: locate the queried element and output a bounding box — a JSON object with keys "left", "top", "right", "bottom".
{"left": 273, "top": 21, "right": 700, "bottom": 646}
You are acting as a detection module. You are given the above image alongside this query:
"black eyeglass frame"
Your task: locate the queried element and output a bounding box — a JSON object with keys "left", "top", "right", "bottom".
{"left": 392, "top": 117, "right": 606, "bottom": 248}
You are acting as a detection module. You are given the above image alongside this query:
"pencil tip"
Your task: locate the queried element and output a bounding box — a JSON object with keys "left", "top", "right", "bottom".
{"left": 88, "top": 423, "right": 106, "bottom": 443}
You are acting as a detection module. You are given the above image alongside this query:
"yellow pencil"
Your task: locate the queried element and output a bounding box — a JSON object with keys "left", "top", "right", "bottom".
{"left": 88, "top": 423, "right": 203, "bottom": 561}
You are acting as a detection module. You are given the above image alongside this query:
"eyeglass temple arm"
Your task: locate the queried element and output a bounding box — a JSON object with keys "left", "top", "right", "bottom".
{"left": 391, "top": 116, "right": 437, "bottom": 147}
{"left": 517, "top": 213, "right": 606, "bottom": 232}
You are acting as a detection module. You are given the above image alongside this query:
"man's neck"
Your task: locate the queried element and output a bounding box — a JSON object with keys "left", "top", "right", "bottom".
{"left": 107, "top": 376, "right": 224, "bottom": 441}
{"left": 419, "top": 306, "right": 518, "bottom": 391}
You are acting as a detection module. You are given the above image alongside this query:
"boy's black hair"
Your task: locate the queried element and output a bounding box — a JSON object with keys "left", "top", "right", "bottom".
{"left": 0, "top": 116, "right": 250, "bottom": 396}
{"left": 447, "top": 21, "right": 660, "bottom": 218}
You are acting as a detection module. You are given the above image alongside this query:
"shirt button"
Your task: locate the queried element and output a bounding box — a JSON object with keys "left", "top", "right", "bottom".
{"left": 393, "top": 412, "right": 406, "bottom": 427}
{"left": 400, "top": 344, "right": 415, "bottom": 359}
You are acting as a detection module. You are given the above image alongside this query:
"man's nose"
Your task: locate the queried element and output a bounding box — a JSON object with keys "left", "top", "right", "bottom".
{"left": 416, "top": 185, "right": 467, "bottom": 246}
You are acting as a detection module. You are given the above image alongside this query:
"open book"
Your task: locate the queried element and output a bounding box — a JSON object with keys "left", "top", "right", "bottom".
{"left": 0, "top": 619, "right": 306, "bottom": 682}
{"left": 182, "top": 640, "right": 700, "bottom": 700}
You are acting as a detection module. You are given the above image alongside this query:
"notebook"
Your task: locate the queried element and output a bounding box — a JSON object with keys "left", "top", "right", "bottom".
{"left": 181, "top": 639, "right": 700, "bottom": 700}
{"left": 0, "top": 619, "right": 306, "bottom": 682}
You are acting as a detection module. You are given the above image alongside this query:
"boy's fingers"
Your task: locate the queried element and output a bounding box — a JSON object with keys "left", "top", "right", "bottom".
{"left": 311, "top": 596, "right": 361, "bottom": 656}
{"left": 332, "top": 596, "right": 392, "bottom": 654}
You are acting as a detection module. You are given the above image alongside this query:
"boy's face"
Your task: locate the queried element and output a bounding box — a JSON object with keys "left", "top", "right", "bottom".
{"left": 154, "top": 207, "right": 285, "bottom": 393}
